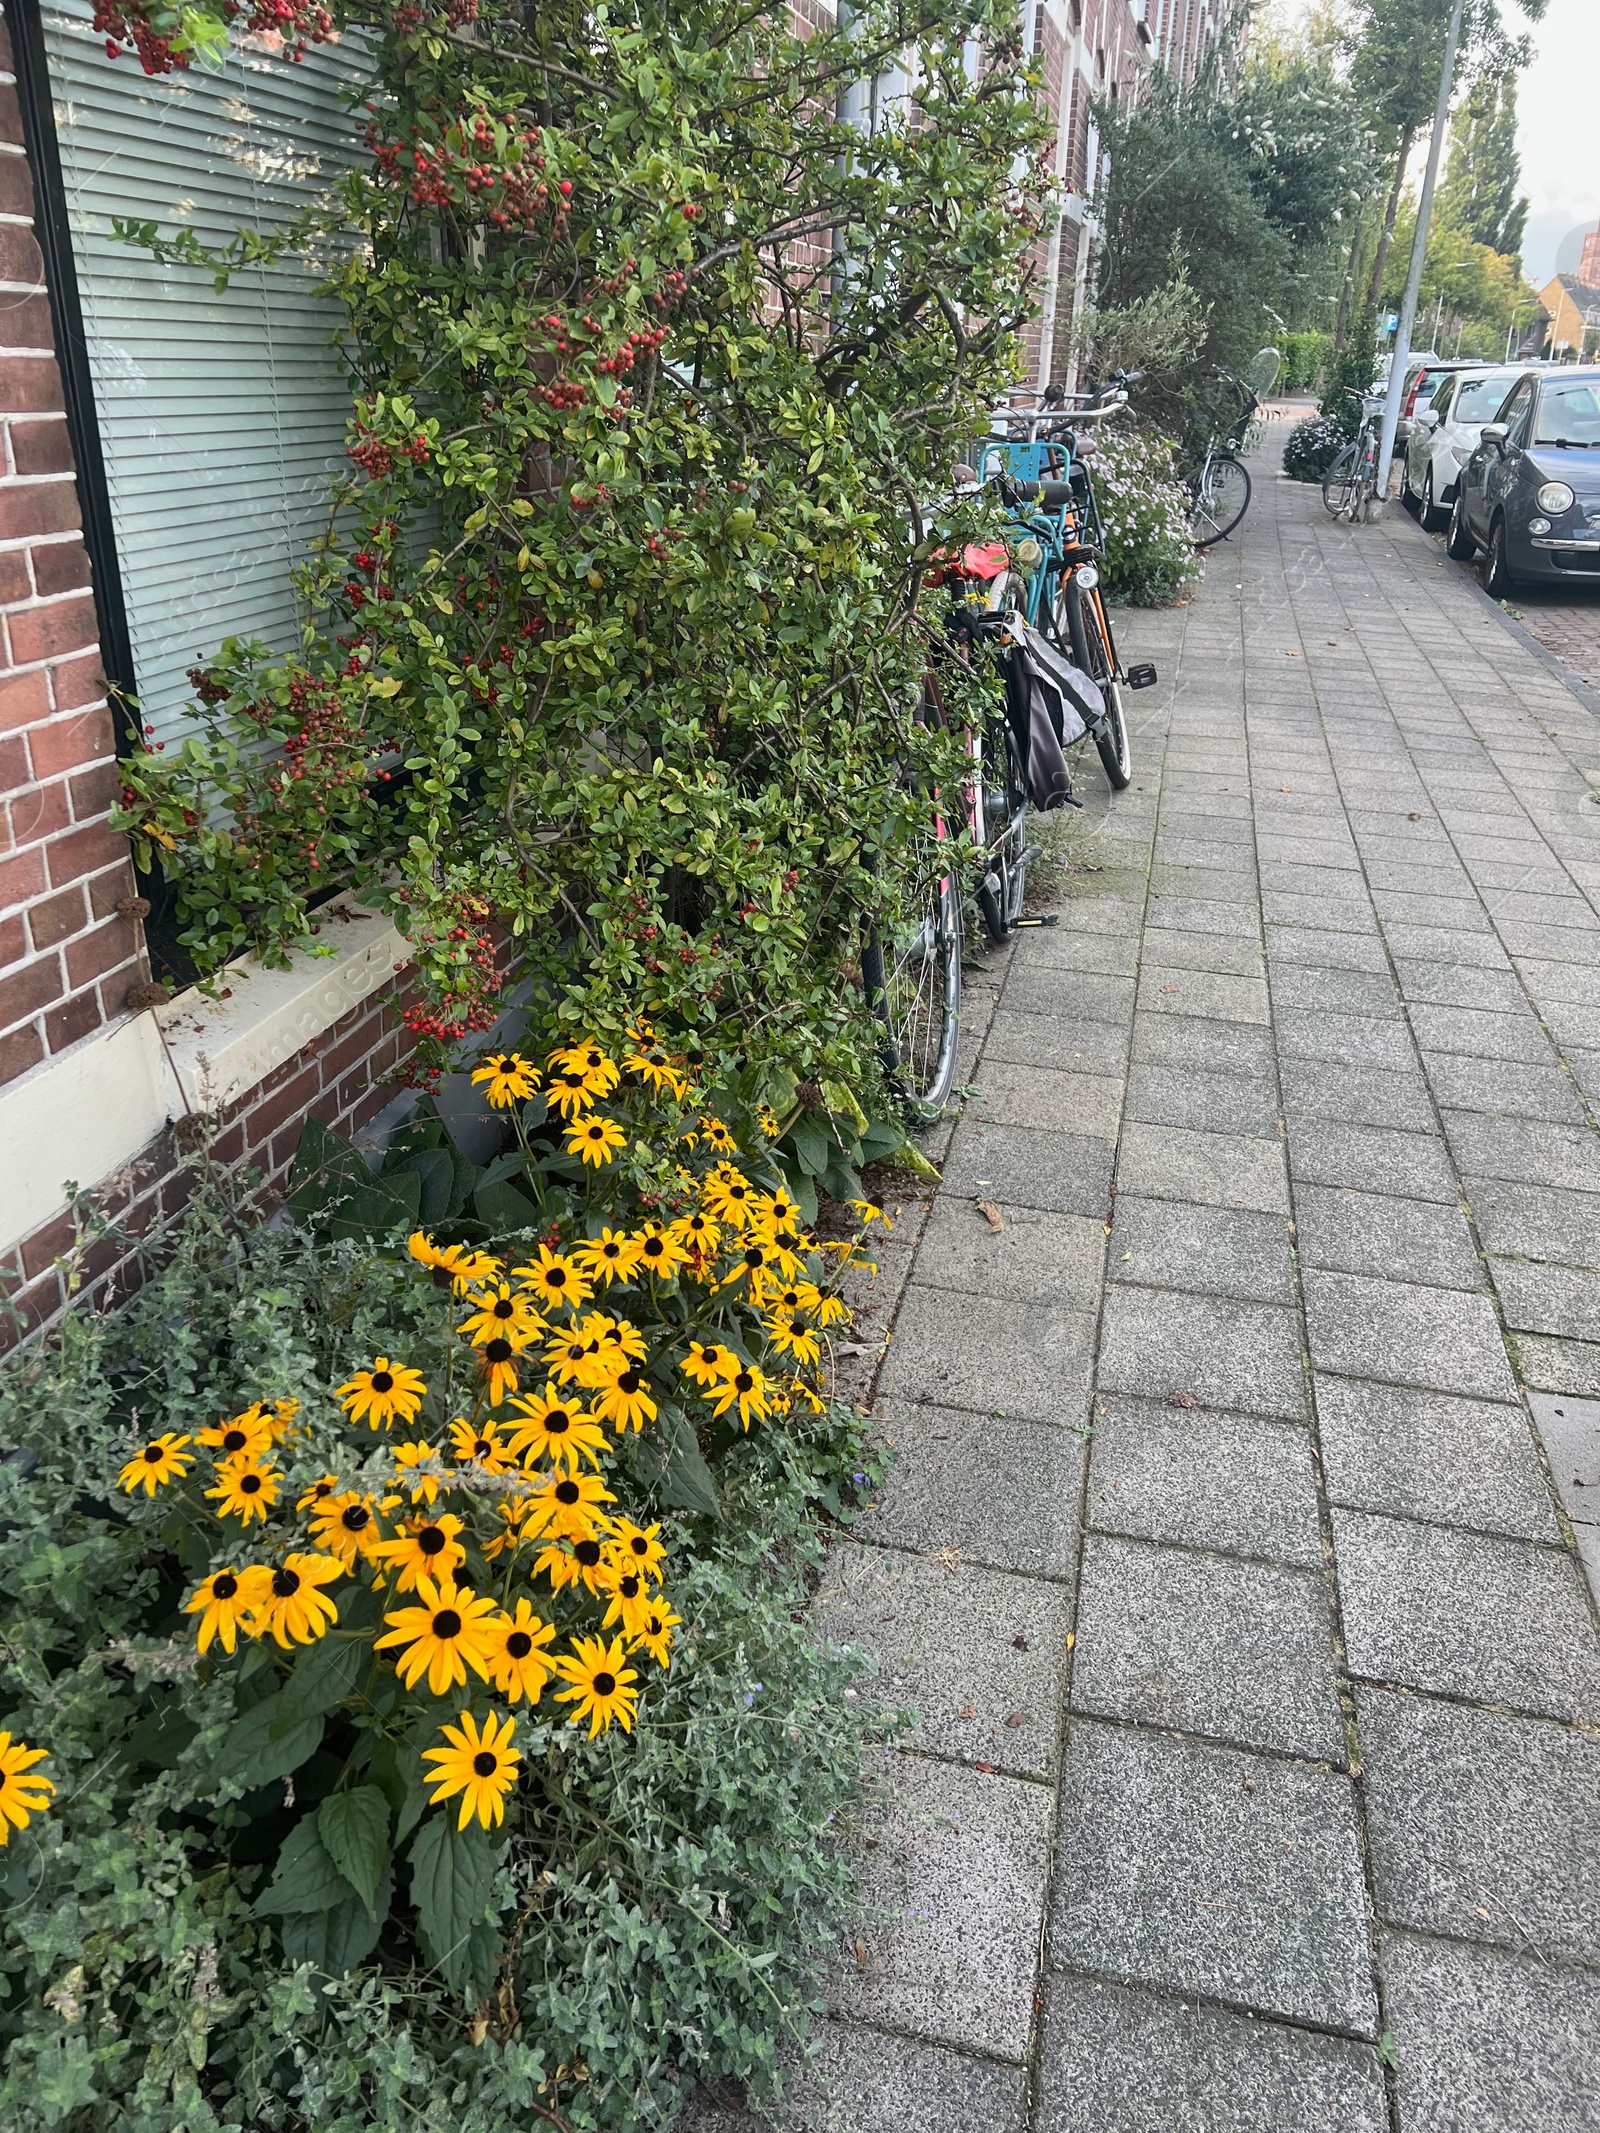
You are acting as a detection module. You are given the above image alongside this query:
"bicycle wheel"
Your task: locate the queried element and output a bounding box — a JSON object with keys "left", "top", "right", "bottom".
{"left": 861, "top": 848, "right": 962, "bottom": 1122}
{"left": 1060, "top": 575, "right": 1132, "bottom": 791}
{"left": 1191, "top": 454, "right": 1251, "bottom": 548}
{"left": 1321, "top": 440, "right": 1360, "bottom": 521}
{"left": 974, "top": 703, "right": 1030, "bottom": 943}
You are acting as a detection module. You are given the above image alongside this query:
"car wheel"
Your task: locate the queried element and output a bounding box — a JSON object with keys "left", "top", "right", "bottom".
{"left": 1481, "top": 517, "right": 1518, "bottom": 600}
{"left": 1446, "top": 491, "right": 1477, "bottom": 561}
{"left": 1399, "top": 459, "right": 1420, "bottom": 512}
{"left": 1420, "top": 469, "right": 1447, "bottom": 532}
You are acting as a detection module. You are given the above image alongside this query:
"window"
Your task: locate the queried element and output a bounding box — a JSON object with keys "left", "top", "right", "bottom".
{"left": 43, "top": 2, "right": 367, "bottom": 748}
{"left": 1451, "top": 371, "right": 1519, "bottom": 423}
{"left": 1493, "top": 377, "right": 1535, "bottom": 436}
{"left": 1534, "top": 381, "right": 1600, "bottom": 445}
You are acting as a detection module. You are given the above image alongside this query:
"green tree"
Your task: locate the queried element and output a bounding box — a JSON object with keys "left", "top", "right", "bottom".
{"left": 1438, "top": 67, "right": 1528, "bottom": 262}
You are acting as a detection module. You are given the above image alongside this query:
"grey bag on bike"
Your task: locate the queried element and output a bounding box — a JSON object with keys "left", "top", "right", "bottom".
{"left": 1005, "top": 618, "right": 1104, "bottom": 812}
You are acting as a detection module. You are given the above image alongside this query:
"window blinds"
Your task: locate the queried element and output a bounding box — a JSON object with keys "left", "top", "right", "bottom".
{"left": 42, "top": 4, "right": 368, "bottom": 749}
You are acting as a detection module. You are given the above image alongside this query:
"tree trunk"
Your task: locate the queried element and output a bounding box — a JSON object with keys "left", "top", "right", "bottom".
{"left": 1333, "top": 214, "right": 1366, "bottom": 353}
{"left": 1364, "top": 123, "right": 1416, "bottom": 324}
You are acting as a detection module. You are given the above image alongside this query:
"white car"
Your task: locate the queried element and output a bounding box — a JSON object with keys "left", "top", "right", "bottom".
{"left": 1401, "top": 365, "right": 1523, "bottom": 530}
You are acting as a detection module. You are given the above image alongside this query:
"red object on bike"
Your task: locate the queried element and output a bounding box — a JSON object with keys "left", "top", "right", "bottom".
{"left": 924, "top": 540, "right": 1010, "bottom": 588}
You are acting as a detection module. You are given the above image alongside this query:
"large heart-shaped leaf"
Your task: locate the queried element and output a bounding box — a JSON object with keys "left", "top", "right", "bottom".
{"left": 277, "top": 1634, "right": 367, "bottom": 1730}
{"left": 318, "top": 1787, "right": 391, "bottom": 1917}
{"left": 254, "top": 1815, "right": 350, "bottom": 1916}
{"left": 409, "top": 1817, "right": 503, "bottom": 1998}
{"left": 279, "top": 1865, "right": 392, "bottom": 1974}
{"left": 214, "top": 1697, "right": 323, "bottom": 1787}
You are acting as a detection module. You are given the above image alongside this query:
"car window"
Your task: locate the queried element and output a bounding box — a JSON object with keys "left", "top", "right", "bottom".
{"left": 1453, "top": 371, "right": 1520, "bottom": 423}
{"left": 1534, "top": 381, "right": 1600, "bottom": 445}
{"left": 1494, "top": 378, "right": 1535, "bottom": 435}
{"left": 1427, "top": 377, "right": 1456, "bottom": 418}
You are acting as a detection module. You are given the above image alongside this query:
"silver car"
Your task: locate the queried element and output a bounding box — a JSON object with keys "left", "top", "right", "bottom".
{"left": 1400, "top": 365, "right": 1526, "bottom": 530}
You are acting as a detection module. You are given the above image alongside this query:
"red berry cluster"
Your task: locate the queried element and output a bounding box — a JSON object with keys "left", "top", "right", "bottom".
{"left": 348, "top": 428, "right": 429, "bottom": 480}
{"left": 94, "top": 0, "right": 330, "bottom": 72}
{"left": 368, "top": 112, "right": 563, "bottom": 233}
{"left": 538, "top": 379, "right": 587, "bottom": 410}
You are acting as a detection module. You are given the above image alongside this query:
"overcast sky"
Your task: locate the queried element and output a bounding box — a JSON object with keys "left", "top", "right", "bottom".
{"left": 1258, "top": 0, "right": 1598, "bottom": 288}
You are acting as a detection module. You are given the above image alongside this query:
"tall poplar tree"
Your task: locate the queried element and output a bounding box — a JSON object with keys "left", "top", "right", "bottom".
{"left": 1438, "top": 68, "right": 1529, "bottom": 262}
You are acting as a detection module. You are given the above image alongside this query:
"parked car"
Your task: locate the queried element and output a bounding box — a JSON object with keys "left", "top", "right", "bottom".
{"left": 1448, "top": 367, "right": 1600, "bottom": 596}
{"left": 1400, "top": 365, "right": 1524, "bottom": 528}
{"left": 1394, "top": 355, "right": 1481, "bottom": 448}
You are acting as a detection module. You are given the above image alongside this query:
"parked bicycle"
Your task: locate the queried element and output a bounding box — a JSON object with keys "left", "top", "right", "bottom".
{"left": 1187, "top": 367, "right": 1259, "bottom": 547}
{"left": 862, "top": 374, "right": 1159, "bottom": 1117}
{"left": 1322, "top": 390, "right": 1385, "bottom": 522}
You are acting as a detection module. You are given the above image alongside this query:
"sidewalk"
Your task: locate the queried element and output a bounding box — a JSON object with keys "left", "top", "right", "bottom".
{"left": 699, "top": 432, "right": 1600, "bottom": 2130}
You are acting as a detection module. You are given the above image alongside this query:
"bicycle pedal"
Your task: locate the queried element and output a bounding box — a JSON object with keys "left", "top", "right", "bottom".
{"left": 1015, "top": 915, "right": 1059, "bottom": 928}
{"left": 1126, "top": 663, "right": 1158, "bottom": 690}
{"left": 1021, "top": 844, "right": 1044, "bottom": 866}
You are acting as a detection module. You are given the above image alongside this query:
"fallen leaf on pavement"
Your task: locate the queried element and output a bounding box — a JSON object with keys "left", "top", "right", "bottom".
{"left": 1004, "top": 1712, "right": 1027, "bottom": 1730}
{"left": 1167, "top": 1389, "right": 1205, "bottom": 1410}
{"left": 975, "top": 1200, "right": 1004, "bottom": 1232}
{"left": 956, "top": 1705, "right": 978, "bottom": 1719}
{"left": 1013, "top": 1635, "right": 1030, "bottom": 1652}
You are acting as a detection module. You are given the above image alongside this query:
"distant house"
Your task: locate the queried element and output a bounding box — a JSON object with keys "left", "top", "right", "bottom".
{"left": 1542, "top": 271, "right": 1600, "bottom": 361}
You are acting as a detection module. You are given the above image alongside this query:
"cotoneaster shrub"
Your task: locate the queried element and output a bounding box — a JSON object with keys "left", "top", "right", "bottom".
{"left": 107, "top": 0, "right": 1050, "bottom": 1091}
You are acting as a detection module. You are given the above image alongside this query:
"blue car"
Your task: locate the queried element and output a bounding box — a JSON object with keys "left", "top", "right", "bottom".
{"left": 1447, "top": 367, "right": 1600, "bottom": 598}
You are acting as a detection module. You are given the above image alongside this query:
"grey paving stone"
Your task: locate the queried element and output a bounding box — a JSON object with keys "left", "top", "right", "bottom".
{"left": 1303, "top": 1269, "right": 1518, "bottom": 1402}
{"left": 1116, "top": 1120, "right": 1289, "bottom": 1215}
{"left": 1406, "top": 1002, "right": 1559, "bottom": 1065}
{"left": 911, "top": 1197, "right": 1105, "bottom": 1307}
{"left": 1286, "top": 1117, "right": 1460, "bottom": 1205}
{"left": 1383, "top": 922, "right": 1511, "bottom": 969}
{"left": 1443, "top": 1110, "right": 1600, "bottom": 1194}
{"left": 1110, "top": 1195, "right": 1295, "bottom": 1305}
{"left": 938, "top": 1120, "right": 1115, "bottom": 1219}
{"left": 864, "top": 1401, "right": 1085, "bottom": 1579}
{"left": 1526, "top": 1389, "right": 1600, "bottom": 1527}
{"left": 1357, "top": 1686, "right": 1600, "bottom": 1965}
{"left": 1383, "top": 1933, "right": 1600, "bottom": 2133}
{"left": 1262, "top": 893, "right": 1382, "bottom": 936}
{"left": 1332, "top": 1507, "right": 1600, "bottom": 1720}
{"left": 1275, "top": 1011, "right": 1421, "bottom": 1072}
{"left": 1145, "top": 892, "right": 1262, "bottom": 939}
{"left": 1464, "top": 1175, "right": 1600, "bottom": 1268}
{"left": 1129, "top": 1012, "right": 1277, "bottom": 1079}
{"left": 1087, "top": 1396, "right": 1322, "bottom": 1565}
{"left": 1395, "top": 960, "right": 1530, "bottom": 1014}
{"left": 1421, "top": 1051, "right": 1587, "bottom": 1124}
{"left": 1035, "top": 1973, "right": 1388, "bottom": 2133}
{"left": 1050, "top": 1723, "right": 1377, "bottom": 2035}
{"left": 1009, "top": 928, "right": 1141, "bottom": 975}
{"left": 1271, "top": 963, "right": 1404, "bottom": 1021}
{"left": 1292, "top": 1184, "right": 1484, "bottom": 1292}
{"left": 1516, "top": 954, "right": 1600, "bottom": 1007}
{"left": 1048, "top": 890, "right": 1147, "bottom": 936}
{"left": 1512, "top": 1332, "right": 1600, "bottom": 1397}
{"left": 699, "top": 2019, "right": 1027, "bottom": 2133}
{"left": 1140, "top": 926, "right": 1265, "bottom": 978}
{"left": 1071, "top": 1535, "right": 1343, "bottom": 1760}
{"left": 968, "top": 1063, "right": 1123, "bottom": 1138}
{"left": 1315, "top": 1378, "right": 1559, "bottom": 1542}
{"left": 1266, "top": 925, "right": 1391, "bottom": 974}
{"left": 1138, "top": 966, "right": 1272, "bottom": 1025}
{"left": 814, "top": 1543, "right": 1070, "bottom": 1780}
{"left": 876, "top": 1285, "right": 1096, "bottom": 1427}
{"left": 1098, "top": 1285, "right": 1307, "bottom": 1422}
{"left": 1277, "top": 1057, "right": 1436, "bottom": 1133}
{"left": 982, "top": 1010, "right": 1130, "bottom": 1077}
{"left": 1124, "top": 1063, "right": 1280, "bottom": 1137}
{"left": 833, "top": 1748, "right": 1051, "bottom": 2061}
{"left": 1370, "top": 887, "right": 1493, "bottom": 930}
{"left": 1004, "top": 965, "right": 1137, "bottom": 1026}
{"left": 1491, "top": 1257, "right": 1600, "bottom": 1343}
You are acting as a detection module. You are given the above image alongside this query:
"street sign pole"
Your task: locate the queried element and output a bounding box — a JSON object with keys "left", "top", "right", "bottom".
{"left": 1372, "top": 0, "right": 1466, "bottom": 520}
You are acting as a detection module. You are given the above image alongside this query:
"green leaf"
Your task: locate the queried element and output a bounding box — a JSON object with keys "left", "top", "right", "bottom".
{"left": 368, "top": 1735, "right": 429, "bottom": 1843}
{"left": 254, "top": 1815, "right": 352, "bottom": 1916}
{"left": 820, "top": 1158, "right": 863, "bottom": 1204}
{"left": 214, "top": 1696, "right": 324, "bottom": 1787}
{"left": 318, "top": 1787, "right": 391, "bottom": 1917}
{"left": 384, "top": 1145, "right": 454, "bottom": 1224}
{"left": 656, "top": 1407, "right": 720, "bottom": 1518}
{"left": 789, "top": 1114, "right": 832, "bottom": 1177}
{"left": 279, "top": 1866, "right": 391, "bottom": 1974}
{"left": 409, "top": 1817, "right": 504, "bottom": 1998}
{"left": 328, "top": 1170, "right": 422, "bottom": 1243}
{"left": 473, "top": 1176, "right": 539, "bottom": 1230}
{"left": 285, "top": 1118, "right": 368, "bottom": 1224}
{"left": 859, "top": 1117, "right": 907, "bottom": 1160}
{"left": 277, "top": 1633, "right": 367, "bottom": 1730}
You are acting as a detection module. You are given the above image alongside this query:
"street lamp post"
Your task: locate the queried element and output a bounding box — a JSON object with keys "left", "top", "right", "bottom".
{"left": 1373, "top": 0, "right": 1467, "bottom": 521}
{"left": 1504, "top": 300, "right": 1540, "bottom": 364}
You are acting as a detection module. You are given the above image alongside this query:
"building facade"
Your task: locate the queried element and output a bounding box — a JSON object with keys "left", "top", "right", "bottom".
{"left": 1541, "top": 271, "right": 1600, "bottom": 362}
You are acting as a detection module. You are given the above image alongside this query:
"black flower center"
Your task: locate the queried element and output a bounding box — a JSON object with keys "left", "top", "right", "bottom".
{"left": 486, "top": 1339, "right": 514, "bottom": 1363}
{"left": 618, "top": 1370, "right": 642, "bottom": 1395}
{"left": 473, "top": 1439, "right": 492, "bottom": 1459}
{"left": 743, "top": 1248, "right": 764, "bottom": 1269}
{"left": 492, "top": 1298, "right": 515, "bottom": 1319}
{"left": 419, "top": 1527, "right": 447, "bottom": 1555}
{"left": 241, "top": 1474, "right": 263, "bottom": 1494}
{"left": 370, "top": 1371, "right": 395, "bottom": 1393}
{"left": 584, "top": 1052, "right": 601, "bottom": 1070}
{"left": 734, "top": 1371, "right": 754, "bottom": 1393}
{"left": 342, "top": 1505, "right": 370, "bottom": 1531}
{"left": 433, "top": 1609, "right": 462, "bottom": 1638}
{"left": 642, "top": 1238, "right": 663, "bottom": 1259}
{"left": 602, "top": 1241, "right": 621, "bottom": 1259}
{"left": 546, "top": 1267, "right": 567, "bottom": 1288}
{"left": 585, "top": 1125, "right": 603, "bottom": 1140}
{"left": 593, "top": 1671, "right": 616, "bottom": 1696}
{"left": 212, "top": 1573, "right": 238, "bottom": 1600}
{"left": 546, "top": 1410, "right": 571, "bottom": 1434}
{"left": 619, "top": 1575, "right": 640, "bottom": 1599}
{"left": 629, "top": 1535, "right": 648, "bottom": 1557}
{"left": 575, "top": 1539, "right": 602, "bottom": 1567}
{"left": 473, "top": 1750, "right": 499, "bottom": 1776}
{"left": 143, "top": 1443, "right": 163, "bottom": 1464}
{"left": 507, "top": 1631, "right": 534, "bottom": 1658}
{"left": 222, "top": 1429, "right": 248, "bottom": 1454}
{"left": 272, "top": 1569, "right": 300, "bottom": 1598}
{"left": 555, "top": 1480, "right": 581, "bottom": 1505}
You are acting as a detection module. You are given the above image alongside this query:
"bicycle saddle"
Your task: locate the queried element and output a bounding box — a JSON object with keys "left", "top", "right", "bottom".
{"left": 999, "top": 475, "right": 1074, "bottom": 511}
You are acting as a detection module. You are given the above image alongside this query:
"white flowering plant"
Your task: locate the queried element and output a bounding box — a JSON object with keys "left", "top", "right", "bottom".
{"left": 1085, "top": 427, "right": 1201, "bottom": 608}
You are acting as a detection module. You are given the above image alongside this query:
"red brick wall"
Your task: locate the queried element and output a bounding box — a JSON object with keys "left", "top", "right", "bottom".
{"left": 1, "top": 971, "right": 418, "bottom": 1349}
{"left": 0, "top": 17, "right": 145, "bottom": 1092}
